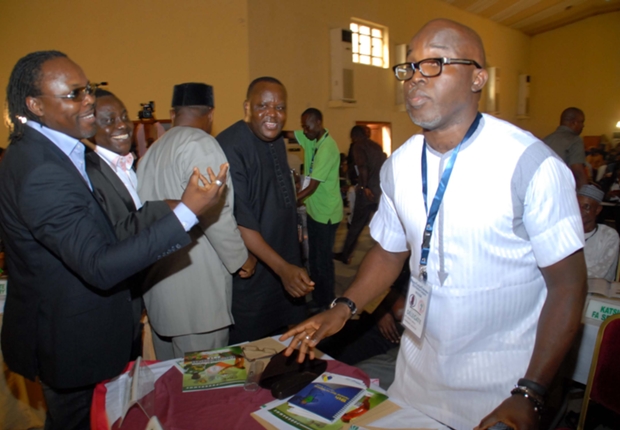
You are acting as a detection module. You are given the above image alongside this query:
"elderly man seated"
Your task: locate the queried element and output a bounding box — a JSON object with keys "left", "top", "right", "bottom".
{"left": 578, "top": 184, "right": 620, "bottom": 281}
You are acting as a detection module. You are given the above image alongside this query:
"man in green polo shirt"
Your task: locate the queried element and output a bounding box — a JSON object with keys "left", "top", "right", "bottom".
{"left": 287, "top": 108, "right": 343, "bottom": 313}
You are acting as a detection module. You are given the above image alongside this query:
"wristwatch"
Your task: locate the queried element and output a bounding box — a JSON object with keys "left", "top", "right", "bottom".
{"left": 330, "top": 297, "right": 357, "bottom": 318}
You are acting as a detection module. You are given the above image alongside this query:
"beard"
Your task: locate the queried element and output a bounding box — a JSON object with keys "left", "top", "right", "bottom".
{"left": 407, "top": 107, "right": 442, "bottom": 130}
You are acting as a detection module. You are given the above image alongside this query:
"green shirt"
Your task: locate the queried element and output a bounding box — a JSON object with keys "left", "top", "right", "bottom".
{"left": 295, "top": 129, "right": 343, "bottom": 224}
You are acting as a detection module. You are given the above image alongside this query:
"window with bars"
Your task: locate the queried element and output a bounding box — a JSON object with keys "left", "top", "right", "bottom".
{"left": 350, "top": 20, "right": 388, "bottom": 68}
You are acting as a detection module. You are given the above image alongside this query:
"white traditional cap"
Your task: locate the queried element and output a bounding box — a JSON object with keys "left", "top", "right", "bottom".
{"left": 578, "top": 184, "right": 604, "bottom": 203}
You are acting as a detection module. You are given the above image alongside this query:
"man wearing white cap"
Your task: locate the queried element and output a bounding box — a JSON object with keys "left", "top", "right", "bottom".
{"left": 138, "top": 83, "right": 255, "bottom": 359}
{"left": 578, "top": 184, "right": 619, "bottom": 281}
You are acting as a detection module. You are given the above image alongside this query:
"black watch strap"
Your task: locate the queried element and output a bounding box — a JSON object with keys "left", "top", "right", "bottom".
{"left": 330, "top": 297, "right": 357, "bottom": 318}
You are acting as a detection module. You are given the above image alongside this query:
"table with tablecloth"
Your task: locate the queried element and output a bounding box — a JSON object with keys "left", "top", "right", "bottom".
{"left": 92, "top": 343, "right": 448, "bottom": 430}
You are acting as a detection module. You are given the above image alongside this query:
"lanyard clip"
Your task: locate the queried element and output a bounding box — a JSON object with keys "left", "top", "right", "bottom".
{"left": 419, "top": 266, "right": 428, "bottom": 282}
{"left": 421, "top": 228, "right": 432, "bottom": 249}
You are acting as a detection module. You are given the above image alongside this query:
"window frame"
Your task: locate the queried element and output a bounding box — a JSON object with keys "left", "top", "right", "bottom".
{"left": 350, "top": 18, "right": 389, "bottom": 69}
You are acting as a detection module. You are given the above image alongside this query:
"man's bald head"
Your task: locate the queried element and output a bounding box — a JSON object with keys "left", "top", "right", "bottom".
{"left": 560, "top": 107, "right": 584, "bottom": 124}
{"left": 403, "top": 19, "right": 488, "bottom": 138}
{"left": 560, "top": 107, "right": 585, "bottom": 135}
{"left": 412, "top": 19, "right": 486, "bottom": 68}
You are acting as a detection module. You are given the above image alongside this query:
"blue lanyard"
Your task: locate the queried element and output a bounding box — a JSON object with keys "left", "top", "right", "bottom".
{"left": 419, "top": 113, "right": 482, "bottom": 281}
{"left": 308, "top": 131, "right": 329, "bottom": 174}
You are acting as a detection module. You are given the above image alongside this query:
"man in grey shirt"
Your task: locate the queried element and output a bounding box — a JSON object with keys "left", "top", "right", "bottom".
{"left": 543, "top": 107, "right": 587, "bottom": 188}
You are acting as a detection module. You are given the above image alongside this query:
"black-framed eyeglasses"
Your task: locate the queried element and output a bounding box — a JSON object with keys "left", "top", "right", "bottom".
{"left": 393, "top": 58, "right": 482, "bottom": 81}
{"left": 39, "top": 81, "right": 108, "bottom": 102}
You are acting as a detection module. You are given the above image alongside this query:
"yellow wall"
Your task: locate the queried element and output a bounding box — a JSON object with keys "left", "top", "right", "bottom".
{"left": 247, "top": 0, "right": 531, "bottom": 152}
{"left": 0, "top": 0, "right": 249, "bottom": 147}
{"left": 529, "top": 12, "right": 620, "bottom": 140}
{"left": 4, "top": 1, "right": 615, "bottom": 153}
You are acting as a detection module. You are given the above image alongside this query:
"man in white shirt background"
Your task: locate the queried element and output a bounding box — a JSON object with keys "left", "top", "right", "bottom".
{"left": 577, "top": 184, "right": 620, "bottom": 281}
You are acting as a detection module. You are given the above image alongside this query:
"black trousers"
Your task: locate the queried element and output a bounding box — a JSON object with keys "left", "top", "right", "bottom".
{"left": 341, "top": 189, "right": 378, "bottom": 261}
{"left": 307, "top": 215, "right": 340, "bottom": 308}
{"left": 41, "top": 381, "right": 95, "bottom": 430}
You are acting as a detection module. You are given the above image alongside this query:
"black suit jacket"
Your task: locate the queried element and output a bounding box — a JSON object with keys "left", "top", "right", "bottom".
{"left": 0, "top": 127, "right": 190, "bottom": 389}
{"left": 85, "top": 149, "right": 171, "bottom": 241}
{"left": 85, "top": 149, "right": 172, "bottom": 357}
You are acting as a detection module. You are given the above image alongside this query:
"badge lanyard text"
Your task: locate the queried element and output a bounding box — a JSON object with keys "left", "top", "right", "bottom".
{"left": 419, "top": 113, "right": 482, "bottom": 281}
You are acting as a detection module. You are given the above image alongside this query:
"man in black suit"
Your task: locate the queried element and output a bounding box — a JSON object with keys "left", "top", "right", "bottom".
{"left": 0, "top": 51, "right": 228, "bottom": 430}
{"left": 86, "top": 89, "right": 173, "bottom": 359}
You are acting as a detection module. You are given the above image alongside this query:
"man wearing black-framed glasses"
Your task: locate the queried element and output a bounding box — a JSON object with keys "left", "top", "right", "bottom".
{"left": 393, "top": 57, "right": 482, "bottom": 81}
{"left": 283, "top": 19, "right": 586, "bottom": 430}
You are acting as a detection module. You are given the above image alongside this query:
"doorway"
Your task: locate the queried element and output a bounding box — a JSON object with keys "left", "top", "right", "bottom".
{"left": 355, "top": 121, "right": 392, "bottom": 156}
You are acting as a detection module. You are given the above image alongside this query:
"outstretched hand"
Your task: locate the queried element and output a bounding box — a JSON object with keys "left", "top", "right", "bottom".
{"left": 279, "top": 304, "right": 351, "bottom": 362}
{"left": 181, "top": 164, "right": 229, "bottom": 216}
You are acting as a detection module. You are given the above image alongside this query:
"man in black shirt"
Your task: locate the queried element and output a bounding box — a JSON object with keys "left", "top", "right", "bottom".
{"left": 217, "top": 77, "right": 314, "bottom": 343}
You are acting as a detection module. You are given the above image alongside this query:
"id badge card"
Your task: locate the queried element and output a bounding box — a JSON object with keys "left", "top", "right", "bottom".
{"left": 301, "top": 175, "right": 311, "bottom": 191}
{"left": 402, "top": 275, "right": 432, "bottom": 339}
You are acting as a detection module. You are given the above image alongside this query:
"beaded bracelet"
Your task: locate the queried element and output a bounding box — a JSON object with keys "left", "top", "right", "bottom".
{"left": 511, "top": 386, "right": 544, "bottom": 416}
{"left": 517, "top": 378, "right": 547, "bottom": 397}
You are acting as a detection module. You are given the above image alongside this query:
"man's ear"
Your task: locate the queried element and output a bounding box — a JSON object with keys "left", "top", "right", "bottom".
{"left": 471, "top": 69, "right": 488, "bottom": 93}
{"left": 243, "top": 100, "right": 250, "bottom": 122}
{"left": 26, "top": 96, "right": 44, "bottom": 118}
{"left": 596, "top": 204, "right": 603, "bottom": 217}
{"left": 169, "top": 108, "right": 176, "bottom": 124}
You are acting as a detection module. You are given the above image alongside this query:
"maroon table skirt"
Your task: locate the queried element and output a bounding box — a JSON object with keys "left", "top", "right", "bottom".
{"left": 104, "top": 360, "right": 370, "bottom": 430}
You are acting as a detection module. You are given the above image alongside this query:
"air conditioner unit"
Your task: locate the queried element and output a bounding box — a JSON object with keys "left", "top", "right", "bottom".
{"left": 517, "top": 74, "right": 530, "bottom": 118}
{"left": 329, "top": 28, "right": 356, "bottom": 107}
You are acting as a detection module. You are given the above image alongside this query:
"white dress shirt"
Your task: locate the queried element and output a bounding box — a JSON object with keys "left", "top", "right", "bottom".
{"left": 95, "top": 145, "right": 142, "bottom": 209}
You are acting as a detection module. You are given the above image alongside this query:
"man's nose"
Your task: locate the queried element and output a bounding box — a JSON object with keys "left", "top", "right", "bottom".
{"left": 83, "top": 93, "right": 96, "bottom": 106}
{"left": 116, "top": 118, "right": 127, "bottom": 129}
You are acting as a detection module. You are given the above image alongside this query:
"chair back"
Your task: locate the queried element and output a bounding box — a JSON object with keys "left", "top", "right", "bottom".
{"left": 578, "top": 313, "right": 620, "bottom": 429}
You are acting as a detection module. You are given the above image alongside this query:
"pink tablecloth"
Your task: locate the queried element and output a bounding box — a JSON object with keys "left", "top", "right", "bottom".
{"left": 97, "top": 360, "right": 369, "bottom": 430}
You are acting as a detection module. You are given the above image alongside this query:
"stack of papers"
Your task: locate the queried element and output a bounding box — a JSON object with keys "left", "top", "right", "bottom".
{"left": 175, "top": 346, "right": 247, "bottom": 391}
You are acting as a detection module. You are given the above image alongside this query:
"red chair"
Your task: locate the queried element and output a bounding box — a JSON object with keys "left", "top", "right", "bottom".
{"left": 578, "top": 313, "right": 620, "bottom": 429}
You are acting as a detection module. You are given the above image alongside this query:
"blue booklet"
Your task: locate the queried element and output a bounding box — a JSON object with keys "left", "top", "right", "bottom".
{"left": 287, "top": 372, "right": 366, "bottom": 424}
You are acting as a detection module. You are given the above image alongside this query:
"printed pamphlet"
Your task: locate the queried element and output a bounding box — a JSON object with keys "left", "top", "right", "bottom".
{"left": 178, "top": 346, "right": 247, "bottom": 391}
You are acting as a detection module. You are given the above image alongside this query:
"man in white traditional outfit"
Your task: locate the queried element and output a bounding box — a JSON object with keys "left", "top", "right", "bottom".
{"left": 282, "top": 19, "right": 587, "bottom": 430}
{"left": 578, "top": 184, "right": 619, "bottom": 281}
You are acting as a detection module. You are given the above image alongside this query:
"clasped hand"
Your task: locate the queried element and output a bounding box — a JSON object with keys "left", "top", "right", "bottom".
{"left": 278, "top": 263, "right": 314, "bottom": 297}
